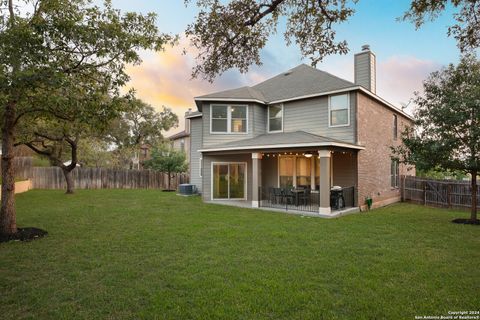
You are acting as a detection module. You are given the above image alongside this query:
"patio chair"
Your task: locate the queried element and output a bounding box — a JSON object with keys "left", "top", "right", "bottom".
{"left": 298, "top": 188, "right": 311, "bottom": 206}
{"left": 283, "top": 188, "right": 295, "bottom": 205}
{"left": 272, "top": 187, "right": 284, "bottom": 205}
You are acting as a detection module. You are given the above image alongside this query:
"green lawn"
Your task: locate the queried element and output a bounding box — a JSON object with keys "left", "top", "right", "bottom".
{"left": 1, "top": 190, "right": 479, "bottom": 319}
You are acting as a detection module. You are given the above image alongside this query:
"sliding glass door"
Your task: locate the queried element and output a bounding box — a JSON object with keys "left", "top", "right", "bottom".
{"left": 212, "top": 163, "right": 246, "bottom": 199}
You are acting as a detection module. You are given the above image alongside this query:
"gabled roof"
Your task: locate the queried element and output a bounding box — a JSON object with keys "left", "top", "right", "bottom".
{"left": 194, "top": 63, "right": 413, "bottom": 120}
{"left": 252, "top": 64, "right": 355, "bottom": 102}
{"left": 168, "top": 130, "right": 189, "bottom": 140}
{"left": 195, "top": 64, "right": 355, "bottom": 107}
{"left": 196, "top": 86, "right": 266, "bottom": 102}
{"left": 198, "top": 131, "right": 364, "bottom": 153}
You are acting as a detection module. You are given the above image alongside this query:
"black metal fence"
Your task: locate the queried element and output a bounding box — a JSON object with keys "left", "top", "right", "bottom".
{"left": 259, "top": 186, "right": 356, "bottom": 213}
{"left": 259, "top": 186, "right": 320, "bottom": 213}
{"left": 342, "top": 186, "right": 356, "bottom": 208}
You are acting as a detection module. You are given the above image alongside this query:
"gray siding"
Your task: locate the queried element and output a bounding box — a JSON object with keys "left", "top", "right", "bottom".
{"left": 354, "top": 52, "right": 376, "bottom": 93}
{"left": 282, "top": 92, "right": 356, "bottom": 143}
{"left": 189, "top": 117, "right": 203, "bottom": 193}
{"left": 252, "top": 103, "right": 267, "bottom": 135}
{"left": 202, "top": 154, "right": 252, "bottom": 201}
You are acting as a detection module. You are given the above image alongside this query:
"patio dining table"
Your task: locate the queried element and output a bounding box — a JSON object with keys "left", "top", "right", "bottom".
{"left": 291, "top": 189, "right": 306, "bottom": 206}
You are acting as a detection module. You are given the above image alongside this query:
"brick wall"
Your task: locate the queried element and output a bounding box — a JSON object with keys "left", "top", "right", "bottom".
{"left": 356, "top": 91, "right": 415, "bottom": 207}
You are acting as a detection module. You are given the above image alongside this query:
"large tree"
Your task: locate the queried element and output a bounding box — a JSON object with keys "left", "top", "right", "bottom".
{"left": 393, "top": 54, "right": 480, "bottom": 223}
{"left": 185, "top": 0, "right": 480, "bottom": 81}
{"left": 0, "top": 0, "right": 172, "bottom": 235}
{"left": 107, "top": 98, "right": 178, "bottom": 168}
{"left": 16, "top": 84, "right": 124, "bottom": 193}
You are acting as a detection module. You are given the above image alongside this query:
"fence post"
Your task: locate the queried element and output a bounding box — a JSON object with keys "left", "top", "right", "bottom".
{"left": 447, "top": 184, "right": 451, "bottom": 208}
{"left": 423, "top": 181, "right": 427, "bottom": 205}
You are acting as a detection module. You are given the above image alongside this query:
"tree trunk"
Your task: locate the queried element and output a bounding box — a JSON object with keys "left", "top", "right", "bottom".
{"left": 167, "top": 171, "right": 171, "bottom": 190}
{"left": 62, "top": 168, "right": 75, "bottom": 194}
{"left": 0, "top": 101, "right": 17, "bottom": 235}
{"left": 471, "top": 170, "right": 478, "bottom": 222}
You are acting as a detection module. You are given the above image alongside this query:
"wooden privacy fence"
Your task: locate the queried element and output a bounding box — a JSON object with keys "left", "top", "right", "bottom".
{"left": 0, "top": 157, "right": 33, "bottom": 180}
{"left": 402, "top": 175, "right": 480, "bottom": 210}
{"left": 31, "top": 167, "right": 189, "bottom": 190}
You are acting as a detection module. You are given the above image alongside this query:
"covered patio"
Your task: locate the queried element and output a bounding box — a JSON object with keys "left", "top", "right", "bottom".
{"left": 199, "top": 131, "right": 364, "bottom": 216}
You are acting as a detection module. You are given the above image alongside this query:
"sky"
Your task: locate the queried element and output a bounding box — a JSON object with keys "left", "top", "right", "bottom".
{"left": 107, "top": 0, "right": 464, "bottom": 135}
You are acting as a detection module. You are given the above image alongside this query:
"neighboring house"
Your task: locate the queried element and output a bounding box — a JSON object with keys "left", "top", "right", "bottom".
{"left": 188, "top": 45, "right": 414, "bottom": 215}
{"left": 168, "top": 112, "right": 192, "bottom": 163}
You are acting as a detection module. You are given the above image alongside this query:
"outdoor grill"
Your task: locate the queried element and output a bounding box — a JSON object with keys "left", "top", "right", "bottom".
{"left": 330, "top": 186, "right": 345, "bottom": 210}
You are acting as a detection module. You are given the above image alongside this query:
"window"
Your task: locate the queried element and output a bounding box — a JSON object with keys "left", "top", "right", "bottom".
{"left": 268, "top": 104, "right": 283, "bottom": 132}
{"left": 279, "top": 156, "right": 294, "bottom": 187}
{"left": 393, "top": 114, "right": 398, "bottom": 140}
{"left": 211, "top": 105, "right": 228, "bottom": 132}
{"left": 212, "top": 162, "right": 246, "bottom": 199}
{"left": 296, "top": 157, "right": 311, "bottom": 187}
{"left": 329, "top": 94, "right": 350, "bottom": 127}
{"left": 391, "top": 159, "right": 399, "bottom": 188}
{"left": 211, "top": 105, "right": 247, "bottom": 133}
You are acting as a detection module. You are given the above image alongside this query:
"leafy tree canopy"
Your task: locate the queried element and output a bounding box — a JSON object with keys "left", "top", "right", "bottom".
{"left": 185, "top": 0, "right": 480, "bottom": 81}
{"left": 393, "top": 54, "right": 480, "bottom": 221}
{"left": 0, "top": 0, "right": 174, "bottom": 233}
{"left": 107, "top": 98, "right": 179, "bottom": 150}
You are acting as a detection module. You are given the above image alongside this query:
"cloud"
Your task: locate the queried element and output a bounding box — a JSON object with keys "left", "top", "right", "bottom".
{"left": 124, "top": 37, "right": 282, "bottom": 135}
{"left": 377, "top": 56, "right": 441, "bottom": 112}
{"left": 126, "top": 37, "right": 439, "bottom": 134}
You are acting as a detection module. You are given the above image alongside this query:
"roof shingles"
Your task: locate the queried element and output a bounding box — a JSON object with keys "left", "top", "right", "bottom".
{"left": 196, "top": 64, "right": 356, "bottom": 104}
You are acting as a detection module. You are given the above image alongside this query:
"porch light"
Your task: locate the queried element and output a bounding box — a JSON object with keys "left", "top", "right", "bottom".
{"left": 304, "top": 153, "right": 313, "bottom": 158}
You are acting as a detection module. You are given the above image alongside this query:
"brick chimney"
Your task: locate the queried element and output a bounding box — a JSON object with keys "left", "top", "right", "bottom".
{"left": 354, "top": 44, "right": 376, "bottom": 93}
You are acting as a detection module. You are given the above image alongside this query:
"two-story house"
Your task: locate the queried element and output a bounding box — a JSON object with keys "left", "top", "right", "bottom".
{"left": 167, "top": 109, "right": 192, "bottom": 164}
{"left": 187, "top": 45, "right": 414, "bottom": 216}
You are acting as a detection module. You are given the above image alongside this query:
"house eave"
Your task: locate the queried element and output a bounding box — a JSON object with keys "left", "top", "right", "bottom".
{"left": 198, "top": 142, "right": 365, "bottom": 153}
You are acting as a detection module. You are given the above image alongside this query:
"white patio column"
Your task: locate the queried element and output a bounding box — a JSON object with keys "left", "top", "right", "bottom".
{"left": 318, "top": 150, "right": 331, "bottom": 215}
{"left": 251, "top": 152, "right": 262, "bottom": 208}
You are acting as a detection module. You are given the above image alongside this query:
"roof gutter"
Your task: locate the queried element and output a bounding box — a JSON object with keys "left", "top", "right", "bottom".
{"left": 198, "top": 141, "right": 365, "bottom": 153}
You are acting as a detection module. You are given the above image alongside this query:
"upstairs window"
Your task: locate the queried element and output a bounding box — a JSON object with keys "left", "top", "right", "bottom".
{"left": 268, "top": 104, "right": 283, "bottom": 132}
{"left": 329, "top": 94, "right": 350, "bottom": 127}
{"left": 230, "top": 106, "right": 247, "bottom": 133}
{"left": 211, "top": 105, "right": 228, "bottom": 132}
{"left": 393, "top": 114, "right": 398, "bottom": 140}
{"left": 211, "top": 105, "right": 247, "bottom": 133}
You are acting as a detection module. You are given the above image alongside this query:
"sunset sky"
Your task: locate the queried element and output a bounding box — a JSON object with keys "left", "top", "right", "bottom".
{"left": 108, "top": 0, "right": 464, "bottom": 135}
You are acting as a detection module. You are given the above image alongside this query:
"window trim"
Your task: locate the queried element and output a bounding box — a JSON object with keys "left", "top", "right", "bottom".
{"left": 209, "top": 104, "right": 249, "bottom": 134}
{"left": 328, "top": 93, "right": 350, "bottom": 128}
{"left": 267, "top": 104, "right": 284, "bottom": 133}
{"left": 211, "top": 161, "right": 248, "bottom": 201}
